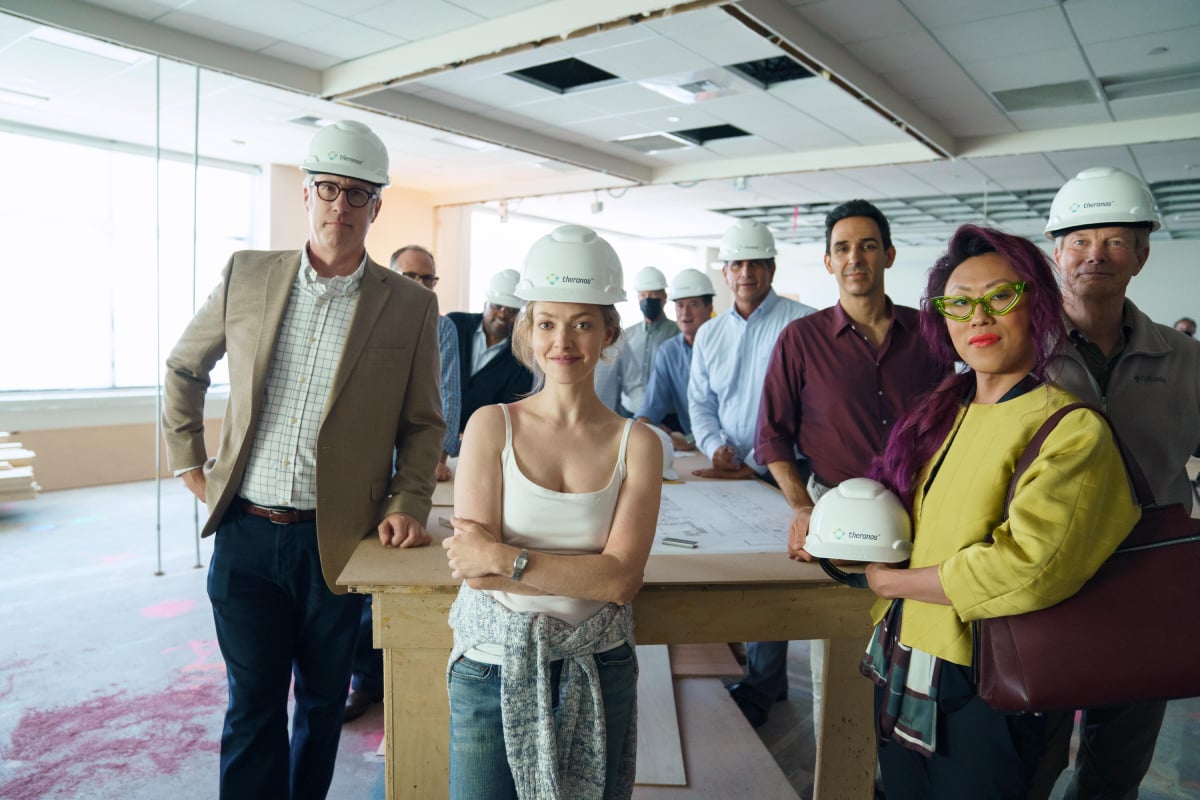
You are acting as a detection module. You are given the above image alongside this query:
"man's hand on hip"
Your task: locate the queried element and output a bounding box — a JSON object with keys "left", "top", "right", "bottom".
{"left": 180, "top": 468, "right": 207, "bottom": 503}
{"left": 377, "top": 513, "right": 431, "bottom": 548}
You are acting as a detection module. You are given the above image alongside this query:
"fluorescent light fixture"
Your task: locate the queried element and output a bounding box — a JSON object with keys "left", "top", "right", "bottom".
{"left": 30, "top": 26, "right": 144, "bottom": 64}
{"left": 0, "top": 88, "right": 49, "bottom": 107}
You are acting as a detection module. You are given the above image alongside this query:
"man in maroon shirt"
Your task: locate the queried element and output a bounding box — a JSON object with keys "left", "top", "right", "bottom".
{"left": 737, "top": 199, "right": 945, "bottom": 730}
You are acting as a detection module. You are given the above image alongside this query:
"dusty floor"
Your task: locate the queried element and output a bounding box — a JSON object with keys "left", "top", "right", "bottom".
{"left": 1, "top": 479, "right": 1197, "bottom": 799}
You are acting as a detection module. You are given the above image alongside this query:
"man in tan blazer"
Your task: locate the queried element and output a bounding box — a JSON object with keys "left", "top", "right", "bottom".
{"left": 162, "top": 120, "right": 444, "bottom": 800}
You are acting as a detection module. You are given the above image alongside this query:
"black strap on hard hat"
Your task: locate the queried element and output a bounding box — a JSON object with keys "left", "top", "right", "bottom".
{"left": 819, "top": 559, "right": 869, "bottom": 589}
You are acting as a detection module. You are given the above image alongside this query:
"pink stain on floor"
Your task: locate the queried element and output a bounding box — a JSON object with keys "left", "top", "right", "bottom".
{"left": 141, "top": 598, "right": 196, "bottom": 619}
{"left": 0, "top": 675, "right": 225, "bottom": 799}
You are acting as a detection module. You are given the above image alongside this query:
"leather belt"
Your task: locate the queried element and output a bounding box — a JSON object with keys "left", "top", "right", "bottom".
{"left": 239, "top": 499, "right": 316, "bottom": 524}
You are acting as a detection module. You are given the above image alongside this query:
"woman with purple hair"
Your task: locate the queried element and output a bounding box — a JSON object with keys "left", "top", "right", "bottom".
{"left": 860, "top": 224, "right": 1139, "bottom": 798}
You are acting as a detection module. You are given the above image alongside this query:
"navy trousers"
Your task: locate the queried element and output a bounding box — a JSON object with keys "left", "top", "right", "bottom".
{"left": 207, "top": 508, "right": 364, "bottom": 800}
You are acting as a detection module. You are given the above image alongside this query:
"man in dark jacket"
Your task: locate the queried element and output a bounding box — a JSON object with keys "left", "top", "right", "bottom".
{"left": 447, "top": 268, "right": 534, "bottom": 432}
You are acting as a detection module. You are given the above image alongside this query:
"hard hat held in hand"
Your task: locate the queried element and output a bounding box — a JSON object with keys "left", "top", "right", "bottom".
{"left": 643, "top": 423, "right": 679, "bottom": 481}
{"left": 634, "top": 267, "right": 668, "bottom": 292}
{"left": 1044, "top": 166, "right": 1160, "bottom": 240}
{"left": 718, "top": 219, "right": 777, "bottom": 262}
{"left": 485, "top": 269, "right": 524, "bottom": 309}
{"left": 668, "top": 268, "right": 716, "bottom": 300}
{"left": 806, "top": 478, "right": 912, "bottom": 588}
{"left": 299, "top": 120, "right": 390, "bottom": 187}
{"left": 517, "top": 225, "right": 626, "bottom": 305}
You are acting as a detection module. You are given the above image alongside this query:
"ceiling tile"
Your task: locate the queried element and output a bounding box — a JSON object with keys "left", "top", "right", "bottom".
{"left": 573, "top": 82, "right": 679, "bottom": 116}
{"left": 156, "top": 10, "right": 278, "bottom": 51}
{"left": 282, "top": 18, "right": 405, "bottom": 61}
{"left": 697, "top": 91, "right": 852, "bottom": 150}
{"left": 963, "top": 47, "right": 1092, "bottom": 93}
{"left": 554, "top": 24, "right": 661, "bottom": 57}
{"left": 1131, "top": 140, "right": 1200, "bottom": 183}
{"left": 935, "top": 7, "right": 1073, "bottom": 64}
{"left": 352, "top": 0, "right": 483, "bottom": 38}
{"left": 701, "top": 137, "right": 786, "bottom": 158}
{"left": 418, "top": 73, "right": 552, "bottom": 107}
{"left": 883, "top": 64, "right": 981, "bottom": 101}
{"left": 1047, "top": 147, "right": 1140, "bottom": 181}
{"left": 1086, "top": 26, "right": 1200, "bottom": 76}
{"left": 172, "top": 0, "right": 341, "bottom": 41}
{"left": 498, "top": 95, "right": 605, "bottom": 126}
{"left": 967, "top": 153, "right": 1062, "bottom": 190}
{"left": 773, "top": 80, "right": 909, "bottom": 145}
{"left": 560, "top": 116, "right": 653, "bottom": 142}
{"left": 77, "top": 0, "right": 188, "bottom": 19}
{"left": 798, "top": 0, "right": 922, "bottom": 44}
{"left": 583, "top": 38, "right": 715, "bottom": 81}
{"left": 448, "top": 0, "right": 548, "bottom": 15}
{"left": 1065, "top": 0, "right": 1200, "bottom": 44}
{"left": 0, "top": 12, "right": 37, "bottom": 47}
{"left": 845, "top": 29, "right": 957, "bottom": 74}
{"left": 901, "top": 160, "right": 994, "bottom": 194}
{"left": 667, "top": 16, "right": 783, "bottom": 64}
{"left": 1008, "top": 103, "right": 1113, "bottom": 131}
{"left": 643, "top": 7, "right": 733, "bottom": 35}
{"left": 618, "top": 105, "right": 723, "bottom": 133}
{"left": 1109, "top": 91, "right": 1200, "bottom": 122}
{"left": 903, "top": 0, "right": 1059, "bottom": 28}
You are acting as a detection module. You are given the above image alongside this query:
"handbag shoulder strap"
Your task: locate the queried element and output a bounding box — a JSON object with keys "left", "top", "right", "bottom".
{"left": 1005, "top": 402, "right": 1153, "bottom": 510}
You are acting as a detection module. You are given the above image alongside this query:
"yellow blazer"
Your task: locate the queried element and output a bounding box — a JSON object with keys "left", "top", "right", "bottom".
{"left": 162, "top": 250, "right": 446, "bottom": 592}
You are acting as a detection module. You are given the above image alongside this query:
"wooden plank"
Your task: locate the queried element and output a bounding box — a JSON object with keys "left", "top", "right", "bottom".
{"left": 813, "top": 637, "right": 876, "bottom": 800}
{"left": 635, "top": 645, "right": 686, "bottom": 786}
{"left": 632, "top": 678, "right": 798, "bottom": 799}
{"left": 431, "top": 479, "right": 453, "bottom": 508}
{"left": 668, "top": 643, "right": 741, "bottom": 677}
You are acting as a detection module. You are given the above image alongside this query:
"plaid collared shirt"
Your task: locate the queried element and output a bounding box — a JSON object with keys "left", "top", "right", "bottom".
{"left": 239, "top": 248, "right": 365, "bottom": 509}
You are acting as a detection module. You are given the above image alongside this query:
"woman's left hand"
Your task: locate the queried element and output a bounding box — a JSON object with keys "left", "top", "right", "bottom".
{"left": 865, "top": 562, "right": 897, "bottom": 598}
{"left": 442, "top": 516, "right": 503, "bottom": 579}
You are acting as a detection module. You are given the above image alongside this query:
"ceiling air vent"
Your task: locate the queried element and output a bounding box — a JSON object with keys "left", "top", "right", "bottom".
{"left": 993, "top": 80, "right": 1097, "bottom": 111}
{"left": 612, "top": 132, "right": 693, "bottom": 154}
{"left": 674, "top": 124, "right": 751, "bottom": 145}
{"left": 726, "top": 56, "right": 815, "bottom": 89}
{"left": 508, "top": 58, "right": 620, "bottom": 94}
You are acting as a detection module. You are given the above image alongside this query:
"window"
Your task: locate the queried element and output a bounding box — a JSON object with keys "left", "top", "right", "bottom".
{"left": 0, "top": 130, "right": 256, "bottom": 391}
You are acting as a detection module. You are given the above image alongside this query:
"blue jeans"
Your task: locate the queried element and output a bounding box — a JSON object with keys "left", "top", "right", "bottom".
{"left": 207, "top": 508, "right": 364, "bottom": 800}
{"left": 448, "top": 642, "right": 637, "bottom": 800}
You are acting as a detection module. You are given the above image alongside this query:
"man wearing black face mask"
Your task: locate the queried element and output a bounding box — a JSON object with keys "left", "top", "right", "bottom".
{"left": 617, "top": 267, "right": 679, "bottom": 414}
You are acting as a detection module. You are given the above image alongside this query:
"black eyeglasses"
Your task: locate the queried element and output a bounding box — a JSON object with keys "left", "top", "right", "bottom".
{"left": 310, "top": 180, "right": 379, "bottom": 209}
{"left": 401, "top": 272, "right": 438, "bottom": 288}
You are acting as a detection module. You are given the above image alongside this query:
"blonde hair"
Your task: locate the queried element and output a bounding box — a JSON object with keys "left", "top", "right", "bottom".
{"left": 511, "top": 302, "right": 623, "bottom": 388}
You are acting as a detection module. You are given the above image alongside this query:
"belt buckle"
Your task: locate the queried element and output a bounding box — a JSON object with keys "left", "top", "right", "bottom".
{"left": 266, "top": 508, "right": 292, "bottom": 525}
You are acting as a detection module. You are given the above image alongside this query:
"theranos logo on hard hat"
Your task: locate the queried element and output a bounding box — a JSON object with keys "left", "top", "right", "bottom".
{"left": 807, "top": 478, "right": 912, "bottom": 589}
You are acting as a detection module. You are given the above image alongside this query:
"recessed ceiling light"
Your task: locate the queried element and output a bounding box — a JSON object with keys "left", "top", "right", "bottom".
{"left": 29, "top": 26, "right": 143, "bottom": 64}
{"left": 0, "top": 88, "right": 49, "bottom": 107}
{"left": 667, "top": 115, "right": 681, "bottom": 123}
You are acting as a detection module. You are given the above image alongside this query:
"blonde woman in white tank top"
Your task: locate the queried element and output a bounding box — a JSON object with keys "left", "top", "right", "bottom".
{"left": 442, "top": 226, "right": 662, "bottom": 800}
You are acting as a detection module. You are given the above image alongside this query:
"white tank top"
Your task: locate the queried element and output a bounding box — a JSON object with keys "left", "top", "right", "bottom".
{"left": 465, "top": 404, "right": 633, "bottom": 663}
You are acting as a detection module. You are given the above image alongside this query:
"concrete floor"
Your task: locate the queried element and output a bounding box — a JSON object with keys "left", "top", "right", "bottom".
{"left": 2, "top": 479, "right": 1198, "bottom": 799}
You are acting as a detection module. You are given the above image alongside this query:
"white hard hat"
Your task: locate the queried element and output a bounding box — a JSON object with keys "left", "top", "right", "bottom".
{"left": 668, "top": 268, "right": 716, "bottom": 301}
{"left": 1044, "top": 166, "right": 1161, "bottom": 240}
{"left": 516, "top": 225, "right": 626, "bottom": 305}
{"left": 644, "top": 424, "right": 679, "bottom": 481}
{"left": 299, "top": 120, "right": 390, "bottom": 187}
{"left": 718, "top": 219, "right": 777, "bottom": 262}
{"left": 806, "top": 478, "right": 912, "bottom": 588}
{"left": 485, "top": 269, "right": 524, "bottom": 309}
{"left": 634, "top": 267, "right": 668, "bottom": 292}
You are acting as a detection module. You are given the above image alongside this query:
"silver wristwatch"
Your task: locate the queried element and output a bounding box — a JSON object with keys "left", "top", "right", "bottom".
{"left": 511, "top": 548, "right": 529, "bottom": 581}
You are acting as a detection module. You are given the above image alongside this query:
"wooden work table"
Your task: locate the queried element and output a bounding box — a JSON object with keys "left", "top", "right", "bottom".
{"left": 338, "top": 458, "right": 877, "bottom": 799}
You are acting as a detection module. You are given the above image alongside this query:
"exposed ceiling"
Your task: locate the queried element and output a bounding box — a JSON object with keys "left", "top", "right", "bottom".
{"left": 1, "top": 0, "right": 1198, "bottom": 246}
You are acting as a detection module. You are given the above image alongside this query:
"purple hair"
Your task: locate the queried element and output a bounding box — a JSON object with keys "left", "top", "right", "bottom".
{"left": 868, "top": 224, "right": 1066, "bottom": 506}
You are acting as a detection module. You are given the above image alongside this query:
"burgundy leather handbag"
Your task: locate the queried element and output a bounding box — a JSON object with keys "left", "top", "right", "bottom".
{"left": 973, "top": 403, "right": 1200, "bottom": 713}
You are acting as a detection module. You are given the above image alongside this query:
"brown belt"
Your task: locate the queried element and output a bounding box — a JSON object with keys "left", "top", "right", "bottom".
{"left": 239, "top": 499, "right": 316, "bottom": 524}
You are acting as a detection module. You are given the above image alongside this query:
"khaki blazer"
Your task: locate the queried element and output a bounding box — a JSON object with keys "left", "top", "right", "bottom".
{"left": 162, "top": 250, "right": 445, "bottom": 592}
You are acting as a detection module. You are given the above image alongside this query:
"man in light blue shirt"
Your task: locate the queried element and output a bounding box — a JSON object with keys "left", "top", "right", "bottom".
{"left": 689, "top": 220, "right": 815, "bottom": 480}
{"left": 636, "top": 268, "right": 716, "bottom": 447}
{"left": 687, "top": 219, "right": 815, "bottom": 729}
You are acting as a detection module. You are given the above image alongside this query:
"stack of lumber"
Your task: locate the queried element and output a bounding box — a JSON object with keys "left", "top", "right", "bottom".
{"left": 0, "top": 432, "right": 39, "bottom": 502}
